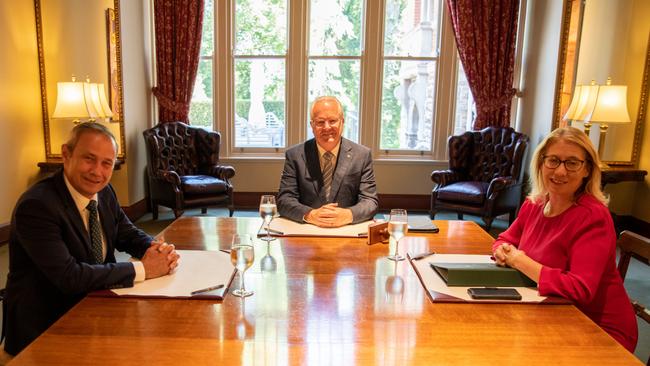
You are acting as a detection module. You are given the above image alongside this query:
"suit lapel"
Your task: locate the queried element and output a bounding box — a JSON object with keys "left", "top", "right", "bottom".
{"left": 304, "top": 139, "right": 323, "bottom": 199}
{"left": 329, "top": 138, "right": 353, "bottom": 201}
{"left": 53, "top": 172, "right": 93, "bottom": 257}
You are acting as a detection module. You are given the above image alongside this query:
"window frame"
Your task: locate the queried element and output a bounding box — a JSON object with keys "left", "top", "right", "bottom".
{"left": 202, "top": 0, "right": 522, "bottom": 162}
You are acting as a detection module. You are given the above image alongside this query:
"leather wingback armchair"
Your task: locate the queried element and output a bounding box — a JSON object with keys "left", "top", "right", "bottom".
{"left": 143, "top": 122, "right": 235, "bottom": 219}
{"left": 430, "top": 127, "right": 529, "bottom": 231}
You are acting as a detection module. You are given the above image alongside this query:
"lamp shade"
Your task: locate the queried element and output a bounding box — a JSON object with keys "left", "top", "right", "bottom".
{"left": 52, "top": 80, "right": 113, "bottom": 120}
{"left": 52, "top": 81, "right": 90, "bottom": 119}
{"left": 563, "top": 83, "right": 599, "bottom": 121}
{"left": 586, "top": 85, "right": 630, "bottom": 124}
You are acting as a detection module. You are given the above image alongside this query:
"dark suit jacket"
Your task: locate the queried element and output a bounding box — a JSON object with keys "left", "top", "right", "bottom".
{"left": 3, "top": 171, "right": 152, "bottom": 355}
{"left": 277, "top": 138, "right": 378, "bottom": 223}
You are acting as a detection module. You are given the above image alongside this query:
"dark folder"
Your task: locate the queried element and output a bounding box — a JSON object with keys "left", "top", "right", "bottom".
{"left": 430, "top": 262, "right": 536, "bottom": 287}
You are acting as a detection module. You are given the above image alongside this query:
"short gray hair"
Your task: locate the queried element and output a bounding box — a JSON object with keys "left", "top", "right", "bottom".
{"left": 64, "top": 122, "right": 118, "bottom": 153}
{"left": 310, "top": 96, "right": 344, "bottom": 120}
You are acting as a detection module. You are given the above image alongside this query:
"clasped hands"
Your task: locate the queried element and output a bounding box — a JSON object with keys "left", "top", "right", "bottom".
{"left": 142, "top": 237, "right": 180, "bottom": 279}
{"left": 305, "top": 203, "right": 353, "bottom": 228}
{"left": 493, "top": 243, "right": 525, "bottom": 269}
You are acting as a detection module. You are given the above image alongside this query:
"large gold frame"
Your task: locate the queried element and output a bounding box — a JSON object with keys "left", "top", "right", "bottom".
{"left": 34, "top": 0, "right": 126, "bottom": 160}
{"left": 552, "top": 0, "right": 649, "bottom": 167}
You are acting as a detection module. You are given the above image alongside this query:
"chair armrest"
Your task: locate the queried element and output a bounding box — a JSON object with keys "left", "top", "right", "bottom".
{"left": 208, "top": 165, "right": 236, "bottom": 181}
{"left": 431, "top": 170, "right": 463, "bottom": 187}
{"left": 153, "top": 169, "right": 181, "bottom": 187}
{"left": 486, "top": 177, "right": 516, "bottom": 198}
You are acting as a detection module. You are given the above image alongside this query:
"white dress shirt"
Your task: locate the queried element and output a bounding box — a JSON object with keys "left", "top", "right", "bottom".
{"left": 63, "top": 175, "right": 145, "bottom": 282}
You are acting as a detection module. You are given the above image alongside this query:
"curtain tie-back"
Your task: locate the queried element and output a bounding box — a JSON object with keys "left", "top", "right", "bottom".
{"left": 152, "top": 87, "right": 190, "bottom": 115}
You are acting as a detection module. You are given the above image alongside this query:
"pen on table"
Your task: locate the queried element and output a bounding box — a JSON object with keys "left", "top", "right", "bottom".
{"left": 410, "top": 251, "right": 436, "bottom": 261}
{"left": 266, "top": 228, "right": 284, "bottom": 235}
{"left": 357, "top": 232, "right": 367, "bottom": 237}
{"left": 191, "top": 284, "right": 224, "bottom": 296}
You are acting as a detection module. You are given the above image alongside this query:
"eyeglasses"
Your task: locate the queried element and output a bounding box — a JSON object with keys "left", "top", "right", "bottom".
{"left": 542, "top": 155, "right": 586, "bottom": 172}
{"left": 312, "top": 119, "right": 340, "bottom": 128}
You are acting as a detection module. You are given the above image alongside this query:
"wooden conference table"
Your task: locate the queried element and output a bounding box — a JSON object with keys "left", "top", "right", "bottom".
{"left": 10, "top": 217, "right": 641, "bottom": 365}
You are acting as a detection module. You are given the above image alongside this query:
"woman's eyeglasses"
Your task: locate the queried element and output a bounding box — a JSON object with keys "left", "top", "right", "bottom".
{"left": 542, "top": 155, "right": 585, "bottom": 171}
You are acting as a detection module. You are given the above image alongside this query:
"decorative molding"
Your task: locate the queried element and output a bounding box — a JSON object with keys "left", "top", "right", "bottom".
{"left": 233, "top": 192, "right": 276, "bottom": 209}
{"left": 377, "top": 194, "right": 430, "bottom": 211}
{"left": 122, "top": 198, "right": 148, "bottom": 223}
{"left": 0, "top": 222, "right": 9, "bottom": 246}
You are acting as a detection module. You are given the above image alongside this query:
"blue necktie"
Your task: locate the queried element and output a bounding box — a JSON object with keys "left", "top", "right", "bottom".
{"left": 86, "top": 200, "right": 103, "bottom": 264}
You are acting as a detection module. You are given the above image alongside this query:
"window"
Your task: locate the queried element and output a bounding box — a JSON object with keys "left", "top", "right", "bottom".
{"left": 307, "top": 0, "right": 362, "bottom": 142}
{"left": 194, "top": 0, "right": 514, "bottom": 160}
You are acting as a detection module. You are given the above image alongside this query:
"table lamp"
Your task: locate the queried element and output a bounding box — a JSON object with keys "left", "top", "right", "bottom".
{"left": 585, "top": 77, "right": 631, "bottom": 162}
{"left": 563, "top": 80, "right": 599, "bottom": 135}
{"left": 52, "top": 76, "right": 113, "bottom": 124}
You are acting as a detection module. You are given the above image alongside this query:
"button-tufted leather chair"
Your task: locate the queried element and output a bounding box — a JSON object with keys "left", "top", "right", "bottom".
{"left": 430, "top": 127, "right": 529, "bottom": 231}
{"left": 143, "top": 122, "right": 235, "bottom": 219}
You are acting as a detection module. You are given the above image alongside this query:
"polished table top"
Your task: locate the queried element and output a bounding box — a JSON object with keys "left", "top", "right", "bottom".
{"left": 10, "top": 218, "right": 641, "bottom": 365}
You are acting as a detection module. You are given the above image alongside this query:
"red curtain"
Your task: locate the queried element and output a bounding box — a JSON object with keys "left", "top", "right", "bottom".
{"left": 152, "top": 0, "right": 204, "bottom": 123}
{"left": 446, "top": 0, "right": 519, "bottom": 130}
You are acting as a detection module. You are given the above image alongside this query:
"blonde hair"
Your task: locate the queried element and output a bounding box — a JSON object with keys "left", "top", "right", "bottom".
{"left": 528, "top": 126, "right": 608, "bottom": 205}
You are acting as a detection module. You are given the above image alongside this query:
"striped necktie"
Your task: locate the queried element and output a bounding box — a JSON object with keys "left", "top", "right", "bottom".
{"left": 322, "top": 151, "right": 334, "bottom": 201}
{"left": 86, "top": 200, "right": 103, "bottom": 264}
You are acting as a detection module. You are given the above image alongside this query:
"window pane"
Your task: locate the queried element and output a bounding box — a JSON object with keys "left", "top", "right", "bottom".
{"left": 307, "top": 59, "right": 360, "bottom": 142}
{"left": 384, "top": 0, "right": 439, "bottom": 57}
{"left": 234, "top": 0, "right": 287, "bottom": 55}
{"left": 380, "top": 60, "right": 436, "bottom": 150}
{"left": 453, "top": 61, "right": 475, "bottom": 134}
{"left": 234, "top": 59, "right": 286, "bottom": 147}
{"left": 200, "top": 0, "right": 214, "bottom": 56}
{"left": 309, "top": 0, "right": 362, "bottom": 56}
{"left": 189, "top": 59, "right": 214, "bottom": 130}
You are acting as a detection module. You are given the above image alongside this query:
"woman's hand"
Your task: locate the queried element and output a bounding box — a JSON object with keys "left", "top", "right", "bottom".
{"left": 493, "top": 243, "right": 512, "bottom": 267}
{"left": 493, "top": 243, "right": 541, "bottom": 283}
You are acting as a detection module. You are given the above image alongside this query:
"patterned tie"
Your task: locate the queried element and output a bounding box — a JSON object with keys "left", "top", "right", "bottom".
{"left": 322, "top": 151, "right": 334, "bottom": 201}
{"left": 86, "top": 200, "right": 103, "bottom": 264}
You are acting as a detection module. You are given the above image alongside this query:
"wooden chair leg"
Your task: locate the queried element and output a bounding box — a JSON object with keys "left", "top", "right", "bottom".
{"left": 173, "top": 209, "right": 184, "bottom": 218}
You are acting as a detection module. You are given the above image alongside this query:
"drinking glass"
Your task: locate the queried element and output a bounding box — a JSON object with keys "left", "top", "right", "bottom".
{"left": 230, "top": 234, "right": 254, "bottom": 297}
{"left": 387, "top": 209, "right": 408, "bottom": 261}
{"left": 259, "top": 195, "right": 278, "bottom": 242}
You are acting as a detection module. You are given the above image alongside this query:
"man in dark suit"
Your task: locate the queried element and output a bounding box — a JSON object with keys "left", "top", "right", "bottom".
{"left": 278, "top": 96, "right": 378, "bottom": 227}
{"left": 3, "top": 122, "right": 179, "bottom": 356}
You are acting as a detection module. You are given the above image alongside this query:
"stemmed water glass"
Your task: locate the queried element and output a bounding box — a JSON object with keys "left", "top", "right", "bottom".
{"left": 387, "top": 209, "right": 408, "bottom": 261}
{"left": 230, "top": 234, "right": 254, "bottom": 297}
{"left": 259, "top": 195, "right": 277, "bottom": 242}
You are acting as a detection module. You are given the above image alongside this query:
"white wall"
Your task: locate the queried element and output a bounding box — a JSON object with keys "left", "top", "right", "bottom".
{"left": 119, "top": 0, "right": 154, "bottom": 205}
{"left": 516, "top": 0, "right": 564, "bottom": 155}
{"left": 0, "top": 2, "right": 45, "bottom": 222}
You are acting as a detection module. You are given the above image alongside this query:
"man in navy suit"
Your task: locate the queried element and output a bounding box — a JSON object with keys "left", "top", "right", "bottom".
{"left": 278, "top": 96, "right": 378, "bottom": 227}
{"left": 3, "top": 123, "right": 180, "bottom": 356}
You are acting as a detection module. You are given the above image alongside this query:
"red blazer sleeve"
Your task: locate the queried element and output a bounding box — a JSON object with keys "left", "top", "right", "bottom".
{"left": 537, "top": 204, "right": 616, "bottom": 305}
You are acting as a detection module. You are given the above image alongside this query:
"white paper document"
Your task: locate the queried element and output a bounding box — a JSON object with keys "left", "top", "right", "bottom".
{"left": 411, "top": 253, "right": 547, "bottom": 303}
{"left": 111, "top": 250, "right": 234, "bottom": 298}
{"left": 261, "top": 217, "right": 375, "bottom": 237}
